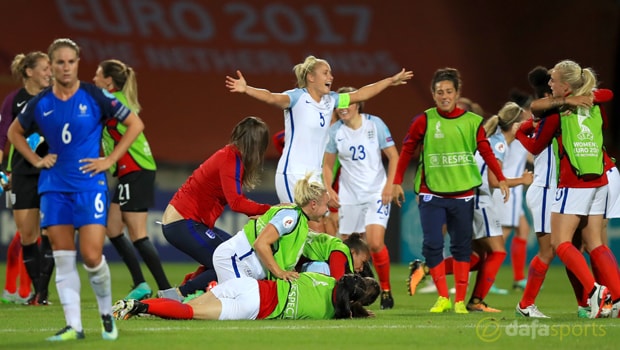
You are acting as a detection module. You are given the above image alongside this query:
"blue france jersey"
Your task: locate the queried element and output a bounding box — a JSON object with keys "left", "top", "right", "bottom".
{"left": 17, "top": 82, "right": 131, "bottom": 193}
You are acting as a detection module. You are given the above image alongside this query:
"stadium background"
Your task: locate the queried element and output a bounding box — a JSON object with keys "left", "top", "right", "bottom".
{"left": 0, "top": 0, "right": 619, "bottom": 263}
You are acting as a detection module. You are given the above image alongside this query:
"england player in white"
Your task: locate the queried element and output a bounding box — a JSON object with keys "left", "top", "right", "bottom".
{"left": 492, "top": 120, "right": 532, "bottom": 290}
{"left": 467, "top": 102, "right": 532, "bottom": 312}
{"left": 225, "top": 56, "right": 413, "bottom": 203}
{"left": 322, "top": 87, "right": 399, "bottom": 309}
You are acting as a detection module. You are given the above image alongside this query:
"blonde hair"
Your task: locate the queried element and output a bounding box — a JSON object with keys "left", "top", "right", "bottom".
{"left": 293, "top": 173, "right": 327, "bottom": 207}
{"left": 10, "top": 52, "right": 48, "bottom": 81}
{"left": 99, "top": 59, "right": 141, "bottom": 113}
{"left": 293, "top": 55, "right": 329, "bottom": 88}
{"left": 483, "top": 102, "right": 523, "bottom": 138}
{"left": 48, "top": 38, "right": 80, "bottom": 61}
{"left": 552, "top": 60, "right": 596, "bottom": 97}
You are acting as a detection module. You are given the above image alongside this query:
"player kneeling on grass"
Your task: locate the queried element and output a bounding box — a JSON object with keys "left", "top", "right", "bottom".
{"left": 113, "top": 272, "right": 379, "bottom": 320}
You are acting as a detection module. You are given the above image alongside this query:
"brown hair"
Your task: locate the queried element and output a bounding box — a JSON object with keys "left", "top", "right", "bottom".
{"left": 431, "top": 68, "right": 462, "bottom": 94}
{"left": 230, "top": 117, "right": 270, "bottom": 189}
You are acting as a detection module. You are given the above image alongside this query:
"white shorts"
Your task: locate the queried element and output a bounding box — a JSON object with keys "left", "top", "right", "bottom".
{"left": 339, "top": 200, "right": 390, "bottom": 234}
{"left": 606, "top": 167, "right": 620, "bottom": 219}
{"left": 212, "top": 231, "right": 266, "bottom": 283}
{"left": 211, "top": 277, "right": 260, "bottom": 320}
{"left": 275, "top": 171, "right": 322, "bottom": 203}
{"left": 472, "top": 204, "right": 503, "bottom": 240}
{"left": 526, "top": 185, "right": 554, "bottom": 234}
{"left": 552, "top": 186, "right": 608, "bottom": 215}
{"left": 493, "top": 185, "right": 524, "bottom": 227}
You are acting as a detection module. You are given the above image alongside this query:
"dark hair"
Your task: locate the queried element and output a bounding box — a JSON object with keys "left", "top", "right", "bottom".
{"left": 230, "top": 117, "right": 270, "bottom": 189}
{"left": 333, "top": 274, "right": 380, "bottom": 319}
{"left": 509, "top": 89, "right": 533, "bottom": 109}
{"left": 528, "top": 66, "right": 552, "bottom": 99}
{"left": 344, "top": 233, "right": 370, "bottom": 258}
{"left": 431, "top": 68, "right": 461, "bottom": 94}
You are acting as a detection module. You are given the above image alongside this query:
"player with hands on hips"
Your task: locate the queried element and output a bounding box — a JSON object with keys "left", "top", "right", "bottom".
{"left": 8, "top": 38, "right": 144, "bottom": 341}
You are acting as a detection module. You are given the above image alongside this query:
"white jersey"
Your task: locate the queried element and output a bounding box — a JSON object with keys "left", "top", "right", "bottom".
{"left": 276, "top": 88, "right": 340, "bottom": 176}
{"left": 531, "top": 143, "right": 557, "bottom": 189}
{"left": 474, "top": 131, "right": 507, "bottom": 208}
{"left": 325, "top": 114, "right": 394, "bottom": 204}
{"left": 492, "top": 138, "right": 530, "bottom": 226}
{"left": 503, "top": 139, "right": 529, "bottom": 181}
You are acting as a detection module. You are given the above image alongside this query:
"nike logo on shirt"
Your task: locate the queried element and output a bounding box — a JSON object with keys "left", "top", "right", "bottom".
{"left": 16, "top": 101, "right": 26, "bottom": 107}
{"left": 43, "top": 110, "right": 53, "bottom": 117}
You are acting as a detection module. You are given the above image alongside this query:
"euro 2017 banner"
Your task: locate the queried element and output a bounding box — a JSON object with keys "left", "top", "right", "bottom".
{"left": 0, "top": 1, "right": 617, "bottom": 163}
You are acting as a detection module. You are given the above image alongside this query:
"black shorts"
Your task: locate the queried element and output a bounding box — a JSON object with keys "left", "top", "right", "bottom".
{"left": 112, "top": 170, "right": 155, "bottom": 212}
{"left": 10, "top": 173, "right": 40, "bottom": 210}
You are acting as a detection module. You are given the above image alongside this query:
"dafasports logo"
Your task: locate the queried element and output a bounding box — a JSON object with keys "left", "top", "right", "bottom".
{"left": 476, "top": 318, "right": 606, "bottom": 342}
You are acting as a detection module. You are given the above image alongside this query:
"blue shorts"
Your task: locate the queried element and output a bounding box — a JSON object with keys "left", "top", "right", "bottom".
{"left": 40, "top": 191, "right": 109, "bottom": 228}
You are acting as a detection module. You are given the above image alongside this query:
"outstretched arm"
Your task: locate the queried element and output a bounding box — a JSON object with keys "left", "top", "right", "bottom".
{"left": 349, "top": 69, "right": 413, "bottom": 104}
{"left": 226, "top": 70, "right": 290, "bottom": 109}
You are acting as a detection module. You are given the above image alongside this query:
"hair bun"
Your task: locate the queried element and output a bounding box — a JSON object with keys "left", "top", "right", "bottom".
{"left": 528, "top": 66, "right": 550, "bottom": 88}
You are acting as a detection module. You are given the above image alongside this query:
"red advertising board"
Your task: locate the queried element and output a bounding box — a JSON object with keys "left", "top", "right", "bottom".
{"left": 1, "top": 0, "right": 617, "bottom": 163}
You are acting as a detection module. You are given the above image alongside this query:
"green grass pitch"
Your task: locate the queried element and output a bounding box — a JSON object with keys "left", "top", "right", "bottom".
{"left": 1, "top": 263, "right": 619, "bottom": 349}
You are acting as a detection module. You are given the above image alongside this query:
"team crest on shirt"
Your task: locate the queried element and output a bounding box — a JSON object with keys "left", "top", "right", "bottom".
{"left": 367, "top": 129, "right": 375, "bottom": 140}
{"left": 434, "top": 121, "right": 444, "bottom": 139}
{"left": 494, "top": 142, "right": 506, "bottom": 154}
{"left": 282, "top": 216, "right": 295, "bottom": 229}
{"left": 205, "top": 229, "right": 216, "bottom": 239}
{"left": 78, "top": 104, "right": 88, "bottom": 116}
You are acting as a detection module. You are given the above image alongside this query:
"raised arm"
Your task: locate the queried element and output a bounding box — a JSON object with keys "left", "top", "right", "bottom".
{"left": 349, "top": 69, "right": 413, "bottom": 104}
{"left": 226, "top": 70, "right": 290, "bottom": 109}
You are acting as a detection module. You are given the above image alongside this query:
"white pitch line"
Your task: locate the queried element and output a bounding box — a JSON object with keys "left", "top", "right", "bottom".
{"left": 2, "top": 321, "right": 619, "bottom": 334}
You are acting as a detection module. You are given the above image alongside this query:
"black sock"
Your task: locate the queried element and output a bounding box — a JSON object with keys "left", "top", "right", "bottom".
{"left": 22, "top": 242, "right": 41, "bottom": 294}
{"left": 134, "top": 237, "right": 171, "bottom": 289}
{"left": 38, "top": 235, "right": 55, "bottom": 299}
{"left": 110, "top": 234, "right": 145, "bottom": 286}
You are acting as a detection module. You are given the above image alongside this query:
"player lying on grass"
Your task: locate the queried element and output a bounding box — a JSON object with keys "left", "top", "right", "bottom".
{"left": 113, "top": 272, "right": 379, "bottom": 320}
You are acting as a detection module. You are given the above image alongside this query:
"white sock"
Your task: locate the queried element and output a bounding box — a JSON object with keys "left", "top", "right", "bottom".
{"left": 54, "top": 250, "right": 82, "bottom": 332}
{"left": 84, "top": 255, "right": 112, "bottom": 316}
